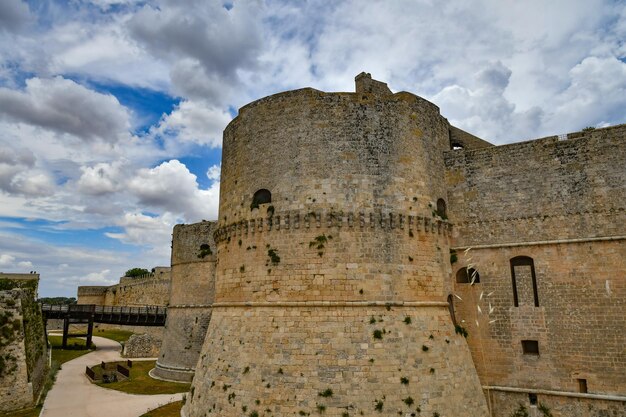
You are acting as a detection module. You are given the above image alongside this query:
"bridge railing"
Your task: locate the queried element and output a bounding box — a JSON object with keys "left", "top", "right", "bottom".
{"left": 93, "top": 305, "right": 166, "bottom": 315}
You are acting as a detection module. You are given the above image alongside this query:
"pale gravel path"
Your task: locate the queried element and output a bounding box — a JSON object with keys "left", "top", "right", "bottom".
{"left": 41, "top": 335, "right": 184, "bottom": 417}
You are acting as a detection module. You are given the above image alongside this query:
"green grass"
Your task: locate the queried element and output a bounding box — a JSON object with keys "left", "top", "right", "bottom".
{"left": 93, "top": 328, "right": 134, "bottom": 344}
{"left": 3, "top": 405, "right": 43, "bottom": 417}
{"left": 48, "top": 335, "right": 96, "bottom": 364}
{"left": 95, "top": 360, "right": 190, "bottom": 395}
{"left": 139, "top": 400, "right": 184, "bottom": 417}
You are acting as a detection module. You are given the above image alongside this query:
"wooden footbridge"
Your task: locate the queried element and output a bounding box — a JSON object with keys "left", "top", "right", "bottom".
{"left": 41, "top": 304, "right": 166, "bottom": 348}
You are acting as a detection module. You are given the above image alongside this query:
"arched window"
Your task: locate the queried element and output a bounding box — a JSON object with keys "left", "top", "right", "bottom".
{"left": 456, "top": 267, "right": 480, "bottom": 284}
{"left": 251, "top": 189, "right": 271, "bottom": 209}
{"left": 447, "top": 294, "right": 457, "bottom": 326}
{"left": 510, "top": 256, "right": 539, "bottom": 307}
{"left": 436, "top": 198, "right": 447, "bottom": 219}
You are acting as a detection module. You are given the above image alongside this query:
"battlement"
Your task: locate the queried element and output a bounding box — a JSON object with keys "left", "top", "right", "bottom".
{"left": 214, "top": 208, "right": 451, "bottom": 244}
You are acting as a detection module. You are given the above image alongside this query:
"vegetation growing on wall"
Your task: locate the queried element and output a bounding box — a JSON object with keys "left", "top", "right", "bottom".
{"left": 0, "top": 279, "right": 38, "bottom": 292}
{"left": 0, "top": 308, "right": 21, "bottom": 376}
{"left": 124, "top": 268, "right": 150, "bottom": 278}
{"left": 197, "top": 244, "right": 213, "bottom": 259}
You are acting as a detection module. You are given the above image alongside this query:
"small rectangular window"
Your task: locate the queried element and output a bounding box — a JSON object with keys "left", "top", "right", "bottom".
{"left": 578, "top": 379, "right": 588, "bottom": 393}
{"left": 521, "top": 340, "right": 539, "bottom": 355}
{"left": 528, "top": 393, "right": 537, "bottom": 405}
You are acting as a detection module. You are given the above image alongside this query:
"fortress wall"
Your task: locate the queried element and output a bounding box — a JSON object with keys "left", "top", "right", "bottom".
{"left": 214, "top": 211, "right": 451, "bottom": 303}
{"left": 220, "top": 88, "right": 450, "bottom": 222}
{"left": 191, "top": 306, "right": 486, "bottom": 417}
{"left": 76, "top": 286, "right": 107, "bottom": 305}
{"left": 77, "top": 273, "right": 170, "bottom": 307}
{"left": 0, "top": 291, "right": 34, "bottom": 413}
{"left": 0, "top": 281, "right": 47, "bottom": 413}
{"left": 451, "top": 241, "right": 626, "bottom": 396}
{"left": 445, "top": 124, "right": 626, "bottom": 247}
{"left": 154, "top": 222, "right": 216, "bottom": 382}
{"left": 111, "top": 274, "right": 170, "bottom": 306}
{"left": 449, "top": 126, "right": 494, "bottom": 150}
{"left": 216, "top": 88, "right": 454, "bottom": 302}
{"left": 184, "top": 79, "right": 489, "bottom": 417}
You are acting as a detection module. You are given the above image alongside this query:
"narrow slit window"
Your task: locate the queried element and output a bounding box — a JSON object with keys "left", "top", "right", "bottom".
{"left": 578, "top": 379, "right": 588, "bottom": 393}
{"left": 436, "top": 198, "right": 447, "bottom": 219}
{"left": 528, "top": 393, "right": 538, "bottom": 406}
{"left": 510, "top": 256, "right": 539, "bottom": 307}
{"left": 447, "top": 294, "right": 457, "bottom": 326}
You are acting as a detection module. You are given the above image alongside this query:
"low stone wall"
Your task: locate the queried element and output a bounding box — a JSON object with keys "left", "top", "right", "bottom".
{"left": 123, "top": 333, "right": 162, "bottom": 358}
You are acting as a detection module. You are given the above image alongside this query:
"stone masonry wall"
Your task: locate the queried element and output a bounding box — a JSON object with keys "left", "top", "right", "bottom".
{"left": 446, "top": 124, "right": 626, "bottom": 415}
{"left": 0, "top": 291, "right": 33, "bottom": 413}
{"left": 184, "top": 78, "right": 489, "bottom": 416}
{"left": 445, "top": 124, "right": 626, "bottom": 247}
{"left": 77, "top": 273, "right": 170, "bottom": 307}
{"left": 153, "top": 221, "right": 216, "bottom": 382}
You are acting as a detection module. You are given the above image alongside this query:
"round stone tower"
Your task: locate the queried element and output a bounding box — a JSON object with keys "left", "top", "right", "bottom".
{"left": 183, "top": 74, "right": 489, "bottom": 417}
{"left": 152, "top": 221, "right": 216, "bottom": 382}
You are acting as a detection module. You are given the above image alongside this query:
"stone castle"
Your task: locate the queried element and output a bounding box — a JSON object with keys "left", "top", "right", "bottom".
{"left": 101, "top": 73, "right": 626, "bottom": 416}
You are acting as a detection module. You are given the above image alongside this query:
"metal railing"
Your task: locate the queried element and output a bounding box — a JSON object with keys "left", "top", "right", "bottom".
{"left": 40, "top": 303, "right": 167, "bottom": 326}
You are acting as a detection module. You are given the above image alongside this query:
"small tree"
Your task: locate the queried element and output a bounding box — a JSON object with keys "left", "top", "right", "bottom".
{"left": 124, "top": 268, "right": 150, "bottom": 278}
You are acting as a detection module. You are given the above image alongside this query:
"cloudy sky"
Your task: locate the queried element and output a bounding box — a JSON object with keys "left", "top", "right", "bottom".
{"left": 0, "top": 0, "right": 624, "bottom": 297}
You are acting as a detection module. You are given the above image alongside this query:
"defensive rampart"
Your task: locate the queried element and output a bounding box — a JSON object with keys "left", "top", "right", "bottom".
{"left": 445, "top": 124, "right": 626, "bottom": 416}
{"left": 0, "top": 274, "right": 47, "bottom": 413}
{"left": 182, "top": 73, "right": 489, "bottom": 417}
{"left": 153, "top": 221, "right": 216, "bottom": 382}
{"left": 77, "top": 268, "right": 171, "bottom": 307}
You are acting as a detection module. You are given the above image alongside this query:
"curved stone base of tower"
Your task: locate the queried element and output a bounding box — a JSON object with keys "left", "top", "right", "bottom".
{"left": 152, "top": 221, "right": 216, "bottom": 382}
{"left": 152, "top": 307, "right": 212, "bottom": 382}
{"left": 182, "top": 304, "right": 489, "bottom": 417}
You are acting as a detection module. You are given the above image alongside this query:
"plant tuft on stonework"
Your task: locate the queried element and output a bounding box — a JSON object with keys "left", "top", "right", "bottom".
{"left": 403, "top": 316, "right": 411, "bottom": 325}
{"left": 538, "top": 403, "right": 553, "bottom": 417}
{"left": 403, "top": 397, "right": 414, "bottom": 406}
{"left": 318, "top": 388, "right": 333, "bottom": 398}
{"left": 455, "top": 324, "right": 469, "bottom": 338}
{"left": 267, "top": 248, "right": 281, "bottom": 264}
{"left": 197, "top": 244, "right": 212, "bottom": 258}
{"left": 373, "top": 329, "right": 383, "bottom": 340}
{"left": 400, "top": 377, "right": 409, "bottom": 385}
{"left": 450, "top": 249, "right": 458, "bottom": 264}
{"left": 374, "top": 399, "right": 384, "bottom": 412}
{"left": 509, "top": 403, "right": 529, "bottom": 417}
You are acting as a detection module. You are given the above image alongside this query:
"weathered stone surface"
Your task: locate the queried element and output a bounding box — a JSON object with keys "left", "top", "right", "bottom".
{"left": 123, "top": 333, "right": 162, "bottom": 358}
{"left": 77, "top": 267, "right": 171, "bottom": 307}
{"left": 0, "top": 274, "right": 47, "bottom": 414}
{"left": 182, "top": 74, "right": 489, "bottom": 417}
{"left": 153, "top": 221, "right": 217, "bottom": 382}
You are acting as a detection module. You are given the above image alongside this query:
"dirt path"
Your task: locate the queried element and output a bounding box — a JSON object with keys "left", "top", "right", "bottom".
{"left": 41, "top": 336, "right": 184, "bottom": 417}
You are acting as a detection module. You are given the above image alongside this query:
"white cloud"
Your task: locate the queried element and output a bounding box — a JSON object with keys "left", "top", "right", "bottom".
{"left": 151, "top": 100, "right": 230, "bottom": 147}
{"left": 0, "top": 77, "right": 131, "bottom": 143}
{"left": 127, "top": 160, "right": 220, "bottom": 221}
{"left": 0, "top": 254, "right": 16, "bottom": 266}
{"left": 206, "top": 164, "right": 221, "bottom": 181}
{"left": 77, "top": 160, "right": 128, "bottom": 195}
